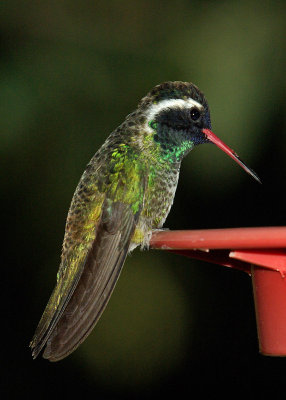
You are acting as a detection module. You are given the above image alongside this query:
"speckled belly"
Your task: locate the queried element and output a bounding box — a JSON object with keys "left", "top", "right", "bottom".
{"left": 130, "top": 163, "right": 180, "bottom": 249}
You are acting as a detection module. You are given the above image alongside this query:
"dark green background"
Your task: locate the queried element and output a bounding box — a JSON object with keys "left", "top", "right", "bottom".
{"left": 2, "top": 1, "right": 286, "bottom": 398}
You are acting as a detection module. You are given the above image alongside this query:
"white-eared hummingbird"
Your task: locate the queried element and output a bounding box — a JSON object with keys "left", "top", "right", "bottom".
{"left": 30, "top": 81, "right": 260, "bottom": 361}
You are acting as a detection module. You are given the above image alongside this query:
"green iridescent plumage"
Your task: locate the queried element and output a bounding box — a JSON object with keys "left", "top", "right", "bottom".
{"left": 30, "top": 81, "right": 259, "bottom": 361}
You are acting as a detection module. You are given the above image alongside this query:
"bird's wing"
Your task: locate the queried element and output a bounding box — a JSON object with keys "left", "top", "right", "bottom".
{"left": 30, "top": 155, "right": 145, "bottom": 361}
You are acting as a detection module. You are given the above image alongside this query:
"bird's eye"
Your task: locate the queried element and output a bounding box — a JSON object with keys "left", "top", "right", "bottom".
{"left": 190, "top": 108, "right": 201, "bottom": 121}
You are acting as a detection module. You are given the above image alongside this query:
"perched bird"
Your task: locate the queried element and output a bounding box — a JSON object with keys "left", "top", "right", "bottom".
{"left": 30, "top": 81, "right": 260, "bottom": 361}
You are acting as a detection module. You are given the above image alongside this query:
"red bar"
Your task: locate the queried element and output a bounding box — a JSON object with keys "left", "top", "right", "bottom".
{"left": 151, "top": 227, "right": 286, "bottom": 250}
{"left": 150, "top": 228, "right": 286, "bottom": 356}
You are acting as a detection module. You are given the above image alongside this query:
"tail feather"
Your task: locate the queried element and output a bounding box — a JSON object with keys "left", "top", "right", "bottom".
{"left": 30, "top": 199, "right": 139, "bottom": 361}
{"left": 43, "top": 229, "right": 129, "bottom": 361}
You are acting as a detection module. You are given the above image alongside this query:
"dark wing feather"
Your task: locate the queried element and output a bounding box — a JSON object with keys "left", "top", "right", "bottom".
{"left": 30, "top": 163, "right": 106, "bottom": 360}
{"left": 30, "top": 251, "right": 90, "bottom": 360}
{"left": 30, "top": 144, "right": 146, "bottom": 361}
{"left": 41, "top": 199, "right": 140, "bottom": 361}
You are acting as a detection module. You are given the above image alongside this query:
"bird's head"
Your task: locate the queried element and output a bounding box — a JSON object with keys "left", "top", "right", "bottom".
{"left": 139, "top": 81, "right": 260, "bottom": 182}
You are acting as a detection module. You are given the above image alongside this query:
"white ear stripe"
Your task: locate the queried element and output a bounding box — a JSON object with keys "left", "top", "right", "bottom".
{"left": 145, "top": 98, "right": 203, "bottom": 132}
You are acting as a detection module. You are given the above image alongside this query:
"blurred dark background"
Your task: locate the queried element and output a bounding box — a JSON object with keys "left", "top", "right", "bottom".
{"left": 2, "top": 0, "right": 286, "bottom": 398}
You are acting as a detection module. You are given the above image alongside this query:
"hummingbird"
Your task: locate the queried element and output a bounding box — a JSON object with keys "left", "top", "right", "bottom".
{"left": 30, "top": 81, "right": 260, "bottom": 361}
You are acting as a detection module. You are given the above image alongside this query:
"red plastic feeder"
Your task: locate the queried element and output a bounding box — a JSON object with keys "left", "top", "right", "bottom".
{"left": 150, "top": 227, "right": 286, "bottom": 356}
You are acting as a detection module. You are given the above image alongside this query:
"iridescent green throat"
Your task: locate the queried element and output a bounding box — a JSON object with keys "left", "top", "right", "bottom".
{"left": 149, "top": 120, "right": 193, "bottom": 163}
